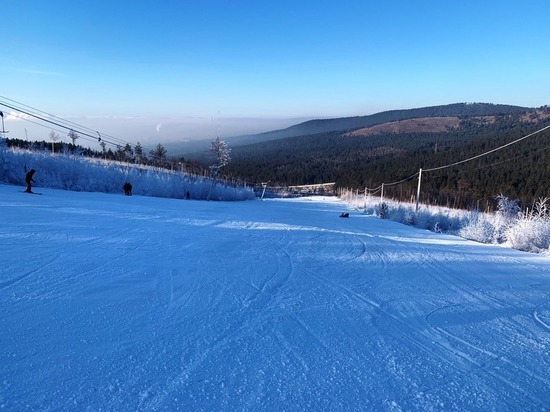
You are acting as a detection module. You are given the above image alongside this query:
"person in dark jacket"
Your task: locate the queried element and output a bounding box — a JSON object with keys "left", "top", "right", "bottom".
{"left": 25, "top": 169, "right": 36, "bottom": 193}
{"left": 124, "top": 182, "right": 133, "bottom": 196}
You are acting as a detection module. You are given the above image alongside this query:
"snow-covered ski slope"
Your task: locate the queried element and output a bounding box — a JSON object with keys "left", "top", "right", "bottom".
{"left": 1, "top": 184, "right": 549, "bottom": 411}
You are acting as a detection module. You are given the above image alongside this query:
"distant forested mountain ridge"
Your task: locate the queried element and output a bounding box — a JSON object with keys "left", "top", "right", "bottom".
{"left": 226, "top": 105, "right": 550, "bottom": 209}
{"left": 173, "top": 103, "right": 531, "bottom": 154}
{"left": 259, "top": 102, "right": 530, "bottom": 140}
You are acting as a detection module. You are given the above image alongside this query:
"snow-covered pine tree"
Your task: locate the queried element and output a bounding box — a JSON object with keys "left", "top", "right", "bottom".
{"left": 209, "top": 136, "right": 231, "bottom": 169}
{"left": 135, "top": 142, "right": 144, "bottom": 164}
{"left": 150, "top": 143, "right": 167, "bottom": 167}
{"left": 207, "top": 137, "right": 231, "bottom": 200}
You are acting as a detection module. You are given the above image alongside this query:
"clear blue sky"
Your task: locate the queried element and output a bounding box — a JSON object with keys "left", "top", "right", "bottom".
{"left": 2, "top": 0, "right": 549, "bottom": 142}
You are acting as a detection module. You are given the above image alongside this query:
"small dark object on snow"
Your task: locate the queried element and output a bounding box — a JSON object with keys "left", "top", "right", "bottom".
{"left": 185, "top": 191, "right": 190, "bottom": 200}
{"left": 124, "top": 182, "right": 133, "bottom": 196}
{"left": 25, "top": 169, "right": 36, "bottom": 193}
{"left": 339, "top": 212, "right": 349, "bottom": 218}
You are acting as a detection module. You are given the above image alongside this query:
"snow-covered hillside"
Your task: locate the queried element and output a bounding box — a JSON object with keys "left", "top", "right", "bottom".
{"left": 1, "top": 184, "right": 549, "bottom": 411}
{"left": 0, "top": 147, "right": 254, "bottom": 201}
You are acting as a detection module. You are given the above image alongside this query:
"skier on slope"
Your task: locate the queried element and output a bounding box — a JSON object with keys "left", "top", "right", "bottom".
{"left": 25, "top": 169, "right": 36, "bottom": 193}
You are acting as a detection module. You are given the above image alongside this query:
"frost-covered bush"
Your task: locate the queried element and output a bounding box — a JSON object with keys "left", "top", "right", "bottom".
{"left": 531, "top": 197, "right": 550, "bottom": 219}
{"left": 505, "top": 216, "right": 550, "bottom": 253}
{"left": 0, "top": 147, "right": 254, "bottom": 201}
{"left": 0, "top": 139, "right": 10, "bottom": 179}
{"left": 341, "top": 189, "right": 550, "bottom": 254}
{"left": 378, "top": 202, "right": 465, "bottom": 234}
{"left": 505, "top": 198, "right": 550, "bottom": 253}
{"left": 404, "top": 209, "right": 417, "bottom": 226}
{"left": 384, "top": 203, "right": 404, "bottom": 222}
{"left": 493, "top": 194, "right": 521, "bottom": 243}
{"left": 459, "top": 212, "right": 495, "bottom": 244}
{"left": 496, "top": 193, "right": 522, "bottom": 216}
{"left": 414, "top": 207, "right": 467, "bottom": 233}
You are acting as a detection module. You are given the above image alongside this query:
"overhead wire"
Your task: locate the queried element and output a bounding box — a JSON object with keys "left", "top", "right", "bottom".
{"left": 364, "top": 123, "right": 550, "bottom": 193}
{"left": 0, "top": 95, "right": 141, "bottom": 149}
{"left": 0, "top": 97, "right": 176, "bottom": 165}
{"left": 380, "top": 171, "right": 419, "bottom": 187}
{"left": 423, "top": 124, "right": 550, "bottom": 173}
{"left": 366, "top": 186, "right": 381, "bottom": 195}
{"left": 0, "top": 95, "right": 104, "bottom": 137}
{"left": 366, "top": 185, "right": 382, "bottom": 193}
{"left": 3, "top": 111, "right": 76, "bottom": 142}
{"left": 426, "top": 144, "right": 550, "bottom": 181}
{"left": 0, "top": 100, "right": 123, "bottom": 148}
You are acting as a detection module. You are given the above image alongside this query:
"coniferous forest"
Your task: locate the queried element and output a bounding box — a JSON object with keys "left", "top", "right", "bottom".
{"left": 225, "top": 105, "right": 550, "bottom": 209}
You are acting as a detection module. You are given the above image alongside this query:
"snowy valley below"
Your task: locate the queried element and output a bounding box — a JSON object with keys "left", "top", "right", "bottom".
{"left": 1, "top": 184, "right": 549, "bottom": 411}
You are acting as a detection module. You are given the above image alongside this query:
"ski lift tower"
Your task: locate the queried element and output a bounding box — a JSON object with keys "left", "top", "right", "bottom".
{"left": 0, "top": 111, "right": 9, "bottom": 140}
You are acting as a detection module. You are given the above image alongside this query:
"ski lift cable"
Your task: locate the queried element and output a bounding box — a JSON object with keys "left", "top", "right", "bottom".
{"left": 0, "top": 95, "right": 106, "bottom": 136}
{"left": 0, "top": 105, "right": 128, "bottom": 149}
{"left": 1, "top": 99, "right": 197, "bottom": 169}
{"left": 0, "top": 97, "right": 158, "bottom": 152}
{"left": 0, "top": 96, "right": 121, "bottom": 144}
{"left": 0, "top": 103, "right": 102, "bottom": 146}
{"left": 2, "top": 111, "right": 69, "bottom": 140}
{"left": 0, "top": 102, "right": 164, "bottom": 163}
{"left": 4, "top": 111, "right": 125, "bottom": 149}
{"left": 0, "top": 101, "right": 111, "bottom": 143}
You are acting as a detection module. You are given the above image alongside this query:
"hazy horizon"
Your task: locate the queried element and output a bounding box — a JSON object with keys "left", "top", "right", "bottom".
{"left": 2, "top": 100, "right": 546, "bottom": 153}
{"left": 3, "top": 111, "right": 318, "bottom": 148}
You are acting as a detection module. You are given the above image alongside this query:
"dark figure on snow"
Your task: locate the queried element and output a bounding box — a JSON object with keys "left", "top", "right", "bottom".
{"left": 25, "top": 169, "right": 36, "bottom": 193}
{"left": 124, "top": 182, "right": 133, "bottom": 196}
{"left": 185, "top": 191, "right": 190, "bottom": 200}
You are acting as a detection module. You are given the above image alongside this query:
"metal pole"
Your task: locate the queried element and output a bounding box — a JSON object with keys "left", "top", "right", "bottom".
{"left": 381, "top": 183, "right": 384, "bottom": 202}
{"left": 415, "top": 168, "right": 422, "bottom": 212}
{"left": 0, "top": 111, "right": 8, "bottom": 139}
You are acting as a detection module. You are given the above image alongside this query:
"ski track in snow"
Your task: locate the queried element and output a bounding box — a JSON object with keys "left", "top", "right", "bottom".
{"left": 1, "top": 185, "right": 549, "bottom": 411}
{"left": 533, "top": 303, "right": 550, "bottom": 332}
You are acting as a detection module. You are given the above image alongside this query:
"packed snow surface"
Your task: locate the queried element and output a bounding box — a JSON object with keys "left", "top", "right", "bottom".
{"left": 1, "top": 184, "right": 549, "bottom": 411}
